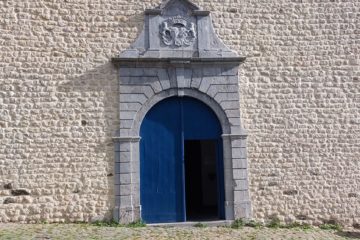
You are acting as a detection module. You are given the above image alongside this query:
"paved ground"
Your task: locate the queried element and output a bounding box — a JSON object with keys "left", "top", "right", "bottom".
{"left": 0, "top": 224, "right": 359, "bottom": 240}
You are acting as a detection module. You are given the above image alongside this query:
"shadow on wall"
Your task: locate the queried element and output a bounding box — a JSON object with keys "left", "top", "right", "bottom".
{"left": 56, "top": 62, "right": 119, "bottom": 222}
{"left": 41, "top": 11, "right": 145, "bottom": 223}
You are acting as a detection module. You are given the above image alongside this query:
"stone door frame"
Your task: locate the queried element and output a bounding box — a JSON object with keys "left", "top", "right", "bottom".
{"left": 112, "top": 59, "right": 251, "bottom": 223}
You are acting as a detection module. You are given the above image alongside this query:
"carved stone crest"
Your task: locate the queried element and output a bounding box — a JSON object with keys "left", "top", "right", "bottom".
{"left": 160, "top": 16, "right": 196, "bottom": 47}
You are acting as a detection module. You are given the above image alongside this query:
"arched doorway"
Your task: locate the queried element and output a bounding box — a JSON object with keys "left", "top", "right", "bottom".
{"left": 140, "top": 97, "right": 225, "bottom": 223}
{"left": 113, "top": 0, "right": 251, "bottom": 225}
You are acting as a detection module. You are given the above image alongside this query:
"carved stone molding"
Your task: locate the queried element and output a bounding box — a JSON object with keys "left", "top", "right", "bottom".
{"left": 160, "top": 16, "right": 197, "bottom": 47}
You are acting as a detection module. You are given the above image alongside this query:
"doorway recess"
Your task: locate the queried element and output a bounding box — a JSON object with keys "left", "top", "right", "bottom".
{"left": 185, "top": 140, "right": 220, "bottom": 221}
{"left": 112, "top": 0, "right": 250, "bottom": 224}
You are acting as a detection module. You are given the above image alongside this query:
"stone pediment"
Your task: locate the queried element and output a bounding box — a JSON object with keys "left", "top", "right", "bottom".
{"left": 159, "top": 0, "right": 200, "bottom": 12}
{"left": 119, "top": 0, "right": 239, "bottom": 59}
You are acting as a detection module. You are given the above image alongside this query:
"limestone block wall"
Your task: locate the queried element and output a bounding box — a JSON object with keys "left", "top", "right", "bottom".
{"left": 0, "top": 0, "right": 359, "bottom": 227}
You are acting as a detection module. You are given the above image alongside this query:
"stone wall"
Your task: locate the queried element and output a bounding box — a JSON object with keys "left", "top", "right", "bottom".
{"left": 0, "top": 0, "right": 359, "bottom": 227}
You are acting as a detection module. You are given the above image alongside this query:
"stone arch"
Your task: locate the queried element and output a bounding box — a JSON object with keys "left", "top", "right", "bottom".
{"left": 113, "top": 83, "right": 250, "bottom": 223}
{"left": 131, "top": 88, "right": 232, "bottom": 137}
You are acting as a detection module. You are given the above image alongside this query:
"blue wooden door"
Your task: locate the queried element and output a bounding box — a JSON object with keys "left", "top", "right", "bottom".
{"left": 140, "top": 97, "right": 224, "bottom": 223}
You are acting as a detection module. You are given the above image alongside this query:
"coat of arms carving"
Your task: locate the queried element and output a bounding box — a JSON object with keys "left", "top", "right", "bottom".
{"left": 160, "top": 16, "right": 197, "bottom": 47}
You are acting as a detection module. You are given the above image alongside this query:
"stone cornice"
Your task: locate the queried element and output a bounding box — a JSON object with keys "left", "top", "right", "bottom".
{"left": 111, "top": 57, "right": 246, "bottom": 66}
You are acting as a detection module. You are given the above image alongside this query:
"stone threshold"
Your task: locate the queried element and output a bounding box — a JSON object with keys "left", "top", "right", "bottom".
{"left": 148, "top": 220, "right": 233, "bottom": 227}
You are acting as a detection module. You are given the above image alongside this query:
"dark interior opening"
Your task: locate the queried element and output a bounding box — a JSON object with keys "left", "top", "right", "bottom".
{"left": 185, "top": 140, "right": 219, "bottom": 221}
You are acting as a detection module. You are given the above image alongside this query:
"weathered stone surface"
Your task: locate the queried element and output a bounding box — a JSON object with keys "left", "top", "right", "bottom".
{"left": 348, "top": 193, "right": 358, "bottom": 198}
{"left": 296, "top": 215, "right": 308, "bottom": 221}
{"left": 3, "top": 198, "right": 16, "bottom": 205}
{"left": 268, "top": 182, "right": 278, "bottom": 187}
{"left": 11, "top": 190, "right": 30, "bottom": 196}
{"left": 283, "top": 190, "right": 298, "bottom": 196}
{"left": 353, "top": 223, "right": 360, "bottom": 229}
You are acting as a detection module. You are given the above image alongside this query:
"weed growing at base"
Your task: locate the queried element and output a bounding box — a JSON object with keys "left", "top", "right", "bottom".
{"left": 319, "top": 223, "right": 342, "bottom": 231}
{"left": 92, "top": 220, "right": 146, "bottom": 228}
{"left": 231, "top": 219, "right": 245, "bottom": 229}
{"left": 230, "top": 218, "right": 313, "bottom": 231}
{"left": 194, "top": 222, "right": 207, "bottom": 228}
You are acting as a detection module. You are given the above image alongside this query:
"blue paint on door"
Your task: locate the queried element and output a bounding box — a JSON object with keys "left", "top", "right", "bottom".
{"left": 140, "top": 97, "right": 224, "bottom": 223}
{"left": 140, "top": 98, "right": 184, "bottom": 223}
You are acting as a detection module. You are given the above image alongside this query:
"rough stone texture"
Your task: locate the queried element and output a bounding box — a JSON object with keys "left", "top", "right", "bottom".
{"left": 0, "top": 224, "right": 357, "bottom": 240}
{"left": 0, "top": 0, "right": 359, "bottom": 227}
